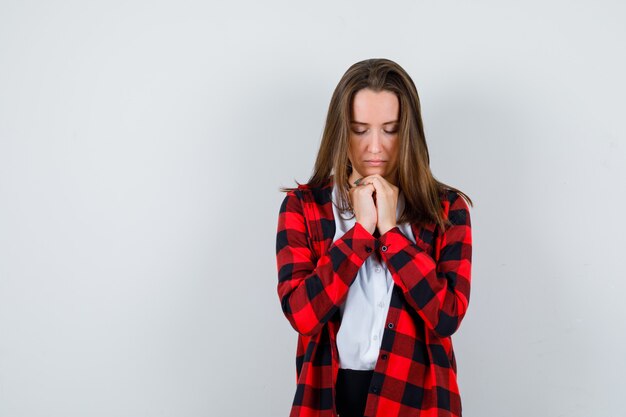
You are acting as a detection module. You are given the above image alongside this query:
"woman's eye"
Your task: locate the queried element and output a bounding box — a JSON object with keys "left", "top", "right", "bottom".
{"left": 351, "top": 127, "right": 397, "bottom": 135}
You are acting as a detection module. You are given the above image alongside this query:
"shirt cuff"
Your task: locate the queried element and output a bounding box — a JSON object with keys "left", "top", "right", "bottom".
{"left": 350, "top": 221, "right": 377, "bottom": 261}
{"left": 377, "top": 226, "right": 422, "bottom": 257}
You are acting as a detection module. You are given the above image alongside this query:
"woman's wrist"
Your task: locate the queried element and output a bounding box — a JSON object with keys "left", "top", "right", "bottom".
{"left": 378, "top": 223, "right": 397, "bottom": 236}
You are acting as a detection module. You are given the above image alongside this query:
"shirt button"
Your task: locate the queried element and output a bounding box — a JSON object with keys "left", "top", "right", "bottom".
{"left": 381, "top": 354, "right": 388, "bottom": 360}
{"left": 381, "top": 245, "right": 388, "bottom": 252}
{"left": 371, "top": 386, "right": 379, "bottom": 394}
{"left": 378, "top": 301, "right": 384, "bottom": 308}
{"left": 387, "top": 323, "right": 394, "bottom": 329}
{"left": 373, "top": 335, "right": 378, "bottom": 340}
{"left": 365, "top": 246, "right": 372, "bottom": 253}
{"left": 375, "top": 266, "right": 381, "bottom": 273}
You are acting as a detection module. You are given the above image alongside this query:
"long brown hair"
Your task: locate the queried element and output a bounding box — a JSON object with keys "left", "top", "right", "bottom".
{"left": 280, "top": 58, "right": 472, "bottom": 230}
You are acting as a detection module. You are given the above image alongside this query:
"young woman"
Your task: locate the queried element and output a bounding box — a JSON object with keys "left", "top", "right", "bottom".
{"left": 275, "top": 58, "right": 473, "bottom": 417}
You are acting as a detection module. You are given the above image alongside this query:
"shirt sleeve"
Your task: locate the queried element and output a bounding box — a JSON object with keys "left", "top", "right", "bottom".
{"left": 378, "top": 191, "right": 472, "bottom": 338}
{"left": 276, "top": 190, "right": 376, "bottom": 336}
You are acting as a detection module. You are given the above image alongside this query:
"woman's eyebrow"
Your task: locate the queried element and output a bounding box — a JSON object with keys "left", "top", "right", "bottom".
{"left": 350, "top": 120, "right": 398, "bottom": 125}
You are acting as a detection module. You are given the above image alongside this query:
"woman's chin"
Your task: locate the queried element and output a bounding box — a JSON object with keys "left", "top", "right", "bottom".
{"left": 358, "top": 165, "right": 383, "bottom": 173}
{"left": 365, "top": 168, "right": 388, "bottom": 177}
{"left": 351, "top": 166, "right": 395, "bottom": 183}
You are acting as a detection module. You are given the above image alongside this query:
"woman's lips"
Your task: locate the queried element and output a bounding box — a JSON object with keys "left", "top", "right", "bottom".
{"left": 364, "top": 160, "right": 386, "bottom": 166}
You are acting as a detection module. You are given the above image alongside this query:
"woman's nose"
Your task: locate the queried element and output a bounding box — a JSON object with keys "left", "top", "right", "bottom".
{"left": 367, "top": 131, "right": 382, "bottom": 153}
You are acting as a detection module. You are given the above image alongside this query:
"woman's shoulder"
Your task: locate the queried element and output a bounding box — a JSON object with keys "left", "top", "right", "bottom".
{"left": 287, "top": 177, "right": 333, "bottom": 199}
{"left": 440, "top": 187, "right": 461, "bottom": 204}
{"left": 439, "top": 187, "right": 472, "bottom": 226}
{"left": 441, "top": 187, "right": 471, "bottom": 209}
{"left": 280, "top": 176, "right": 334, "bottom": 206}
{"left": 298, "top": 176, "right": 333, "bottom": 190}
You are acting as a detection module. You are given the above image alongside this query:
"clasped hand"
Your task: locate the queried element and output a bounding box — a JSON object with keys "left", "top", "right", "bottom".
{"left": 348, "top": 174, "right": 399, "bottom": 236}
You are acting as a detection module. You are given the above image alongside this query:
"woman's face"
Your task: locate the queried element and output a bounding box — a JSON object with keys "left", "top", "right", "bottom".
{"left": 347, "top": 88, "right": 400, "bottom": 185}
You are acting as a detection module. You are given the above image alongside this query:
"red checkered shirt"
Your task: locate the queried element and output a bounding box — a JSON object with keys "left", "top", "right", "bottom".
{"left": 276, "top": 176, "right": 472, "bottom": 417}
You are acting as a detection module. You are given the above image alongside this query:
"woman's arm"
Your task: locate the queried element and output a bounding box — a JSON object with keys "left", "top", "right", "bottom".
{"left": 378, "top": 191, "right": 472, "bottom": 338}
{"left": 276, "top": 190, "right": 376, "bottom": 336}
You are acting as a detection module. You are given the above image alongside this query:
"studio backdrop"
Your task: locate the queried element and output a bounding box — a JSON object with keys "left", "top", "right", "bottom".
{"left": 0, "top": 1, "right": 624, "bottom": 416}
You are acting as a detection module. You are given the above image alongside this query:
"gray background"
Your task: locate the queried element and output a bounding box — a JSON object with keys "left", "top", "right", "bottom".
{"left": 1, "top": 1, "right": 625, "bottom": 416}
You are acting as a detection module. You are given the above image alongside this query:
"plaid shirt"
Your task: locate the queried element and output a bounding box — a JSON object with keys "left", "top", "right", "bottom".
{"left": 276, "top": 176, "right": 472, "bottom": 417}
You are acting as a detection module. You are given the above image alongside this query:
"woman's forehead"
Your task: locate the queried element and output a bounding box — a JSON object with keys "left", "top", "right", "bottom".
{"left": 351, "top": 89, "right": 399, "bottom": 122}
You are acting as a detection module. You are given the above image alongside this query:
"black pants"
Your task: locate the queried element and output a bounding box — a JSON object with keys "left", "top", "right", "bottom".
{"left": 335, "top": 368, "right": 374, "bottom": 417}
